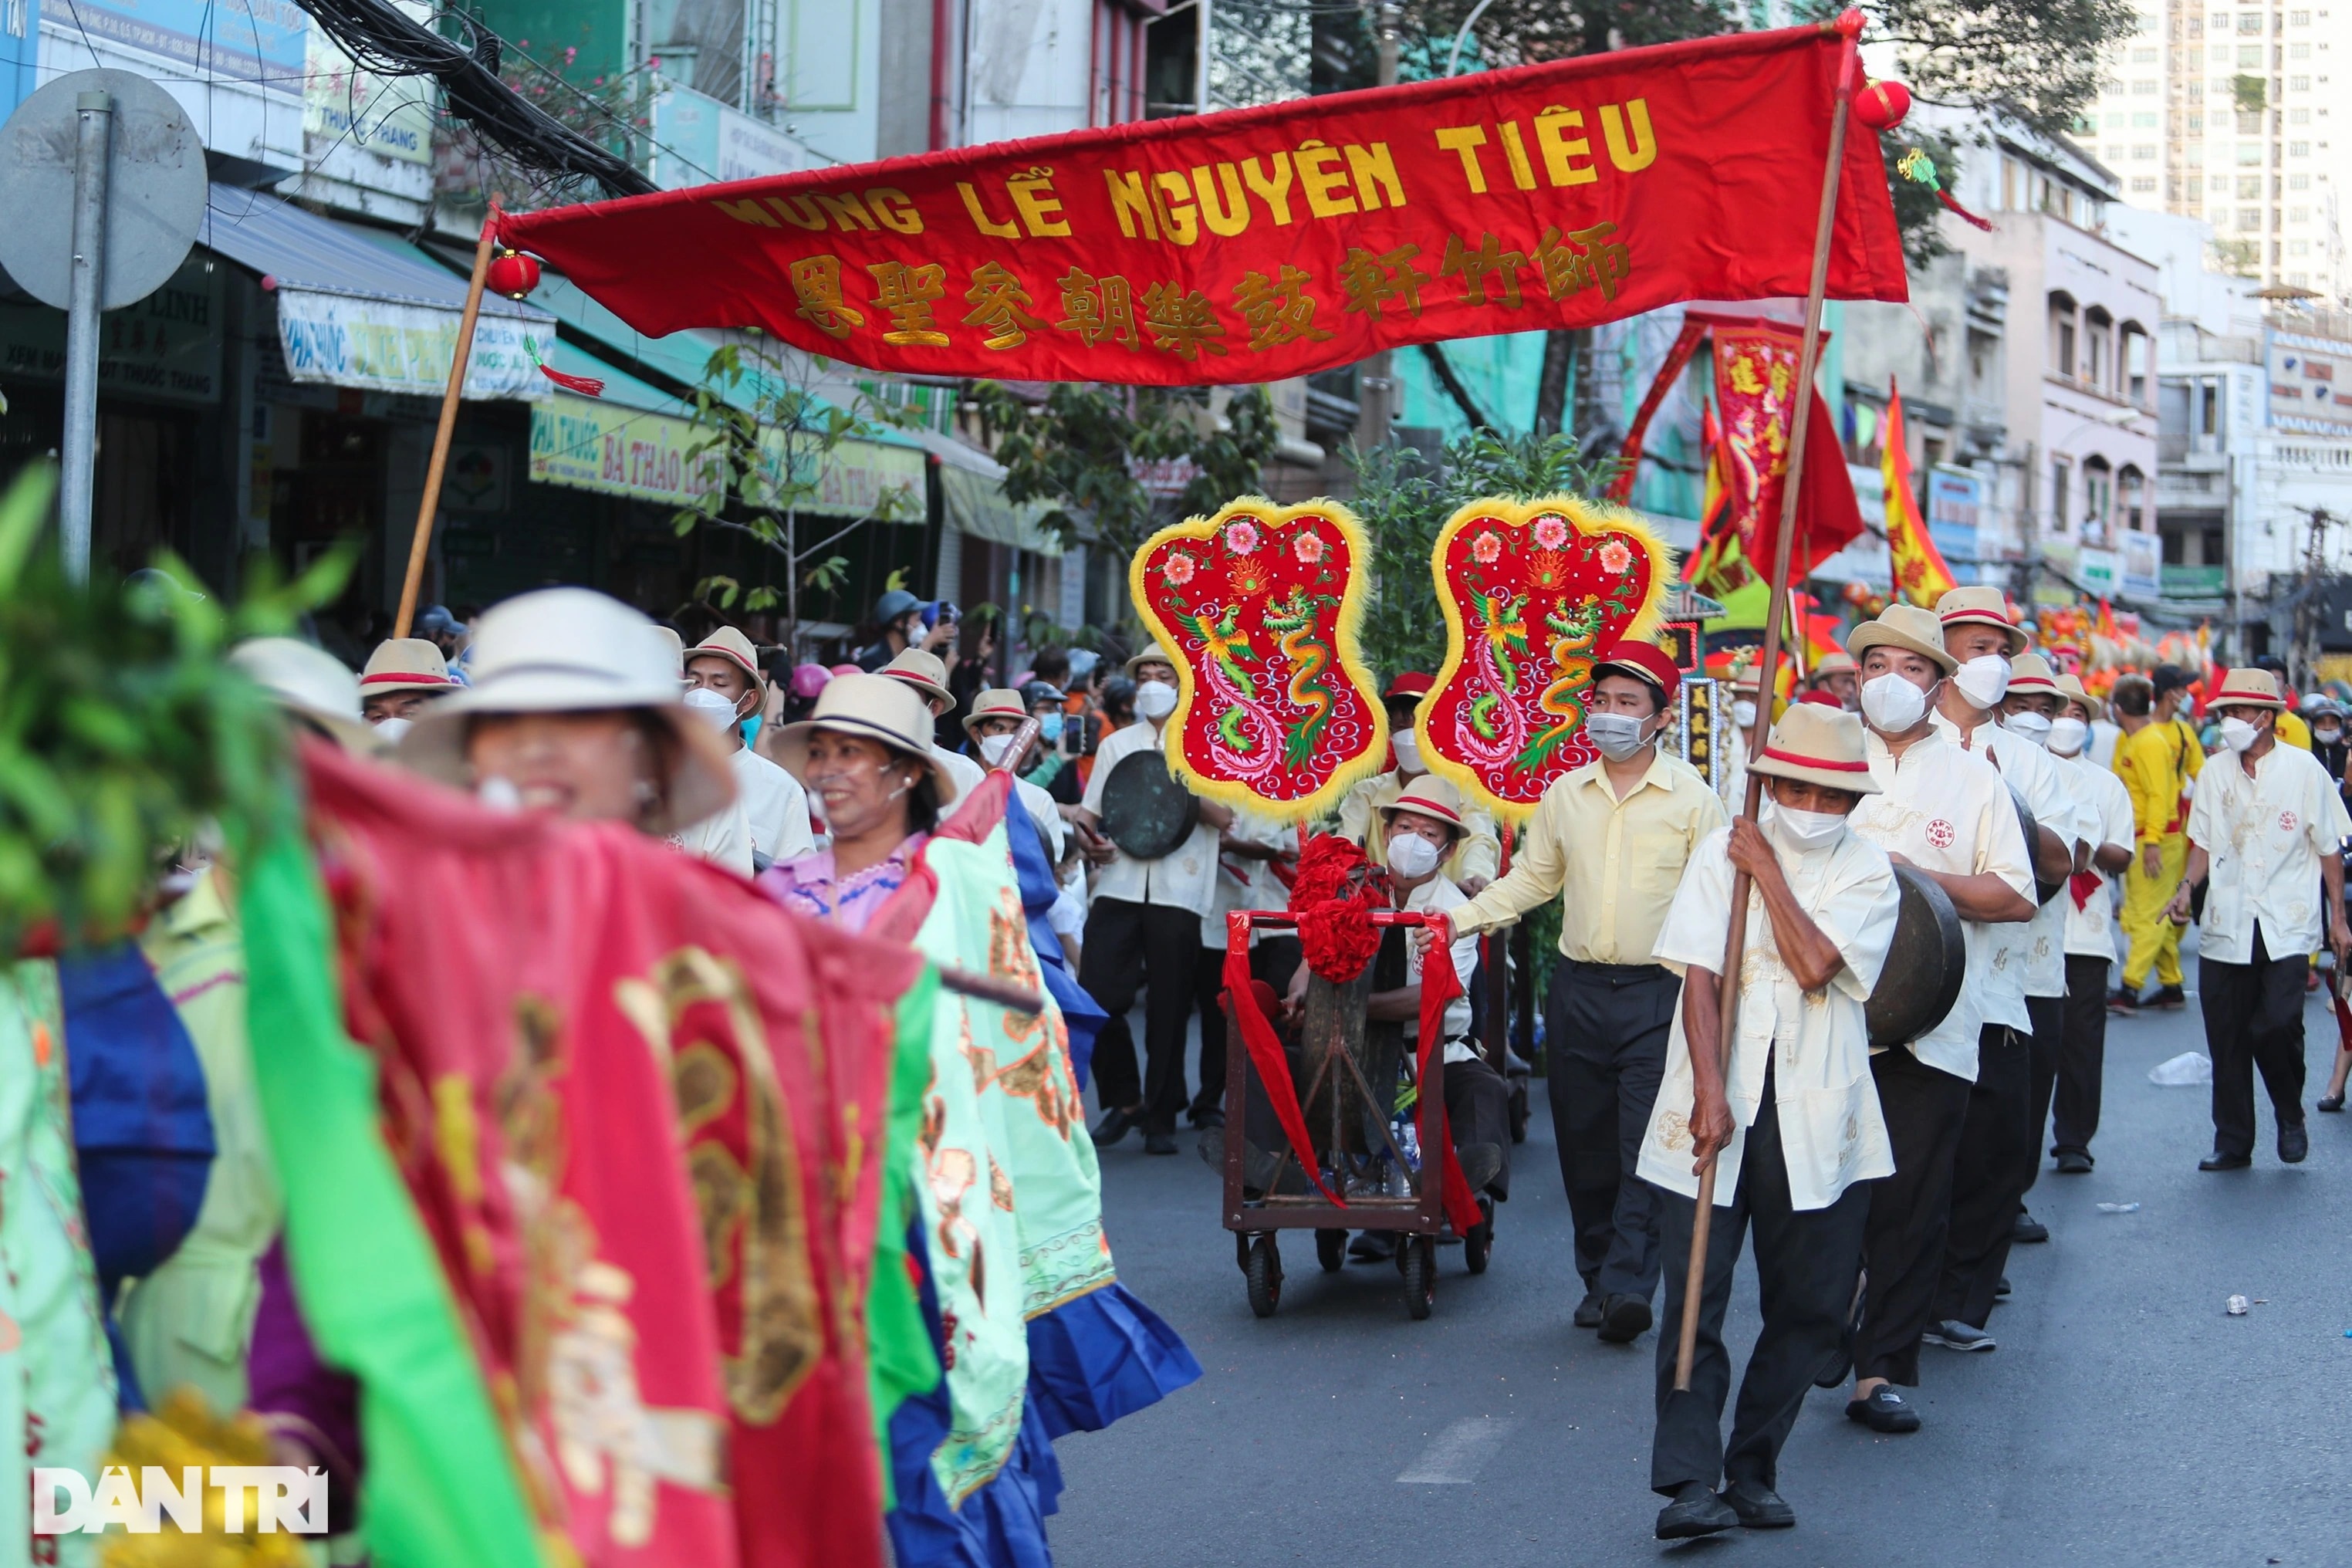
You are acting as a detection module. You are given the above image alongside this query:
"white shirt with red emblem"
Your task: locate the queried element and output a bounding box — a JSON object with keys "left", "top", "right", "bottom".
{"left": 1844, "top": 725, "right": 2034, "bottom": 1083}
{"left": 2185, "top": 741, "right": 2352, "bottom": 964}
{"left": 1933, "top": 709, "right": 2087, "bottom": 1008}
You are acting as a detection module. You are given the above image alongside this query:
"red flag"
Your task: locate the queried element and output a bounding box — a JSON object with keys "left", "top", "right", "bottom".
{"left": 499, "top": 21, "right": 1904, "bottom": 385}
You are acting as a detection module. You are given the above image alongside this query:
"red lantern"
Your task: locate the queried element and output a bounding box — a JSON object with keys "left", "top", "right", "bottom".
{"left": 1853, "top": 78, "right": 1911, "bottom": 133}
{"left": 486, "top": 250, "right": 542, "bottom": 300}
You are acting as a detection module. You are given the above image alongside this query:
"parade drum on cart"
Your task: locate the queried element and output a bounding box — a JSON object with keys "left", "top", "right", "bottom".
{"left": 1100, "top": 749, "right": 1199, "bottom": 860}
{"left": 2010, "top": 786, "right": 2066, "bottom": 905}
{"left": 1865, "top": 863, "right": 1966, "bottom": 1047}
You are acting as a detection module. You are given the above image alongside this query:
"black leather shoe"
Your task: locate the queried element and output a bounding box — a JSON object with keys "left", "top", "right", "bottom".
{"left": 1654, "top": 1482, "right": 1737, "bottom": 1541}
{"left": 2012, "top": 1211, "right": 2049, "bottom": 1244}
{"left": 1573, "top": 1290, "right": 1605, "bottom": 1330}
{"left": 1995, "top": 1275, "right": 2012, "bottom": 1299}
{"left": 1349, "top": 1229, "right": 1398, "bottom": 1263}
{"left": 1090, "top": 1107, "right": 1138, "bottom": 1147}
{"left": 2198, "top": 1151, "right": 2252, "bottom": 1171}
{"left": 1845, "top": 1386, "right": 1920, "bottom": 1433}
{"left": 2281, "top": 1122, "right": 2310, "bottom": 1164}
{"left": 1190, "top": 1106, "right": 1226, "bottom": 1130}
{"left": 2153, "top": 984, "right": 2188, "bottom": 1011}
{"left": 2320, "top": 1093, "right": 2347, "bottom": 1113}
{"left": 1596, "top": 1293, "right": 1652, "bottom": 1343}
{"left": 1142, "top": 1131, "right": 1178, "bottom": 1155}
{"left": 1722, "top": 1478, "right": 1796, "bottom": 1529}
{"left": 2053, "top": 1149, "right": 2094, "bottom": 1174}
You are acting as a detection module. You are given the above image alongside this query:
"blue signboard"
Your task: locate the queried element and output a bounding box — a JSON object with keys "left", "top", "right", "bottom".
{"left": 1927, "top": 466, "right": 1983, "bottom": 583}
{"left": 0, "top": 0, "right": 39, "bottom": 118}
{"left": 72, "top": 0, "right": 309, "bottom": 95}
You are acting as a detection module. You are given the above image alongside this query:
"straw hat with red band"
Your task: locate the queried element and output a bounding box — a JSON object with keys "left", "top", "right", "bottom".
{"left": 687, "top": 626, "right": 765, "bottom": 691}
{"left": 1745, "top": 705, "right": 1881, "bottom": 795}
{"left": 1935, "top": 585, "right": 2028, "bottom": 656}
{"left": 358, "top": 637, "right": 457, "bottom": 699}
{"left": 1377, "top": 774, "right": 1468, "bottom": 837}
{"left": 879, "top": 647, "right": 955, "bottom": 711}
{"left": 1847, "top": 603, "right": 1958, "bottom": 674}
{"left": 2055, "top": 672, "right": 2097, "bottom": 715}
{"left": 2006, "top": 651, "right": 2060, "bottom": 694}
{"left": 1805, "top": 650, "right": 1857, "bottom": 681}
{"left": 1591, "top": 637, "right": 1681, "bottom": 703}
{"left": 2208, "top": 666, "right": 2286, "bottom": 712}
{"left": 1383, "top": 671, "right": 1435, "bottom": 702}
{"left": 961, "top": 687, "right": 1032, "bottom": 740}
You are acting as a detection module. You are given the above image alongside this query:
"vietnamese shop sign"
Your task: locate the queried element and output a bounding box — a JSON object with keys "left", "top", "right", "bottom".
{"left": 274, "top": 292, "right": 545, "bottom": 400}
{"left": 75, "top": 0, "right": 310, "bottom": 95}
{"left": 501, "top": 22, "right": 1906, "bottom": 386}
{"left": 529, "top": 394, "right": 925, "bottom": 518}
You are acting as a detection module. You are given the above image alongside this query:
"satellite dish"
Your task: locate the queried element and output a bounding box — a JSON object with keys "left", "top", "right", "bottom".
{"left": 0, "top": 69, "right": 205, "bottom": 312}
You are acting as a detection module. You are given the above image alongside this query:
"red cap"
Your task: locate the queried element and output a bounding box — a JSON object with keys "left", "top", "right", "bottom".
{"left": 1384, "top": 671, "right": 1435, "bottom": 701}
{"left": 1797, "top": 688, "right": 1843, "bottom": 707}
{"left": 1591, "top": 638, "right": 1681, "bottom": 702}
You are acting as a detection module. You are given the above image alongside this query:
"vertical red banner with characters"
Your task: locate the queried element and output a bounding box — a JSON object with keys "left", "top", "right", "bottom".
{"left": 1419, "top": 496, "right": 1672, "bottom": 820}
{"left": 1130, "top": 499, "right": 1388, "bottom": 819}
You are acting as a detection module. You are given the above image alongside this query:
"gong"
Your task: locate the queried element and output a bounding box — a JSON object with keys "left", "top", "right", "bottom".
{"left": 2012, "top": 786, "right": 2066, "bottom": 906}
{"left": 1866, "top": 863, "right": 1966, "bottom": 1048}
{"left": 1100, "top": 749, "right": 1200, "bottom": 860}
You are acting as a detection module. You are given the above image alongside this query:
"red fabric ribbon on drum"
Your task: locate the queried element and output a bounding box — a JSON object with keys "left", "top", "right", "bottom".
{"left": 1414, "top": 918, "right": 1484, "bottom": 1238}
{"left": 1291, "top": 835, "right": 1387, "bottom": 984}
{"left": 1221, "top": 941, "right": 1346, "bottom": 1206}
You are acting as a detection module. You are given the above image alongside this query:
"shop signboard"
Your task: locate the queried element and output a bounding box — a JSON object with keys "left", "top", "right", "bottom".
{"left": 74, "top": 0, "right": 310, "bottom": 95}
{"left": 2077, "top": 545, "right": 2119, "bottom": 596}
{"left": 2268, "top": 326, "right": 2352, "bottom": 435}
{"left": 274, "top": 291, "right": 546, "bottom": 400}
{"left": 529, "top": 392, "right": 924, "bottom": 518}
{"left": 2120, "top": 528, "right": 2162, "bottom": 600}
{"left": 1925, "top": 466, "right": 1982, "bottom": 580}
{"left": 305, "top": 28, "right": 433, "bottom": 164}
{"left": 651, "top": 81, "right": 815, "bottom": 190}
{"left": 0, "top": 255, "right": 221, "bottom": 403}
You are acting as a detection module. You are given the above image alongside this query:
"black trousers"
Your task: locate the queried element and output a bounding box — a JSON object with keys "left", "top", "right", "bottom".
{"left": 2018, "top": 994, "right": 2065, "bottom": 1200}
{"left": 1854, "top": 1045, "right": 1972, "bottom": 1386}
{"left": 2199, "top": 924, "right": 2310, "bottom": 1158}
{"left": 1191, "top": 934, "right": 1301, "bottom": 1121}
{"left": 1936, "top": 1026, "right": 2030, "bottom": 1330}
{"left": 2053, "top": 955, "right": 2110, "bottom": 1159}
{"left": 1445, "top": 1051, "right": 1513, "bottom": 1199}
{"left": 1547, "top": 958, "right": 1681, "bottom": 1299}
{"left": 1651, "top": 1081, "right": 1871, "bottom": 1496}
{"left": 1082, "top": 898, "right": 1202, "bottom": 1136}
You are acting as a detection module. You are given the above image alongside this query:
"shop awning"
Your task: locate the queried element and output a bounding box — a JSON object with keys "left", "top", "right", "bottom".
{"left": 940, "top": 465, "right": 1059, "bottom": 554}
{"left": 201, "top": 187, "right": 556, "bottom": 401}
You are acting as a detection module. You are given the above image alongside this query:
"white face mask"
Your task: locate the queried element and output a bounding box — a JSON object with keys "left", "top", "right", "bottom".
{"left": 1135, "top": 679, "right": 1178, "bottom": 721}
{"left": 2047, "top": 716, "right": 2090, "bottom": 757}
{"left": 979, "top": 732, "right": 1017, "bottom": 767}
{"left": 372, "top": 715, "right": 414, "bottom": 743}
{"left": 2219, "top": 715, "right": 2260, "bottom": 753}
{"left": 1391, "top": 730, "right": 1424, "bottom": 775}
{"left": 1952, "top": 654, "right": 2012, "bottom": 711}
{"left": 1584, "top": 711, "right": 1653, "bottom": 762}
{"left": 1767, "top": 802, "right": 1848, "bottom": 850}
{"left": 1387, "top": 831, "right": 1443, "bottom": 879}
{"left": 1732, "top": 698, "right": 1759, "bottom": 729}
{"left": 681, "top": 688, "right": 738, "bottom": 732}
{"left": 2003, "top": 709, "right": 2053, "bottom": 749}
{"left": 2318, "top": 723, "right": 2344, "bottom": 745}
{"left": 1860, "top": 671, "right": 1930, "bottom": 733}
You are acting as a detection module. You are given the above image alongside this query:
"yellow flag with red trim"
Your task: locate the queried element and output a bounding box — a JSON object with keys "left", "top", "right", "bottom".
{"left": 1881, "top": 382, "right": 1957, "bottom": 607}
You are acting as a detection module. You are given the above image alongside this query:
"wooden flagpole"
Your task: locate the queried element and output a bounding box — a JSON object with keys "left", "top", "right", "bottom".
{"left": 394, "top": 208, "right": 501, "bottom": 639}
{"left": 1674, "top": 12, "right": 1861, "bottom": 1392}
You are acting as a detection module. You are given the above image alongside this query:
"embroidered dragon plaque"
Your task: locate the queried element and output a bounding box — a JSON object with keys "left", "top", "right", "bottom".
{"left": 1420, "top": 495, "right": 1672, "bottom": 821}
{"left": 1130, "top": 498, "right": 1387, "bottom": 820}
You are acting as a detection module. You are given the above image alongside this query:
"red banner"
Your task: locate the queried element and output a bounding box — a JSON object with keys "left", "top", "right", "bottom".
{"left": 499, "top": 20, "right": 1904, "bottom": 386}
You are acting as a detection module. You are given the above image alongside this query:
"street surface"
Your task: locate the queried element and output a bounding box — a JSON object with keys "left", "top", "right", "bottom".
{"left": 1055, "top": 955, "right": 2352, "bottom": 1566}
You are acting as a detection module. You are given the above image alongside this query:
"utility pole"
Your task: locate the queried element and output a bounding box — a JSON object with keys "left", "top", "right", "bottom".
{"left": 2291, "top": 504, "right": 2338, "bottom": 688}
{"left": 1350, "top": 0, "right": 1402, "bottom": 455}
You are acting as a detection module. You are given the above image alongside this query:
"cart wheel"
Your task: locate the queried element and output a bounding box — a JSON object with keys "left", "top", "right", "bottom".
{"left": 1463, "top": 1197, "right": 1495, "bottom": 1276}
{"left": 1402, "top": 1235, "right": 1435, "bottom": 1319}
{"left": 1235, "top": 1229, "right": 1254, "bottom": 1274}
{"left": 1316, "top": 1228, "right": 1347, "bottom": 1272}
{"left": 1245, "top": 1234, "right": 1282, "bottom": 1318}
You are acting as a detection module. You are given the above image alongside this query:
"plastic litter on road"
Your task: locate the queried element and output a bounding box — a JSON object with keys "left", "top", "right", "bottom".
{"left": 2149, "top": 1051, "right": 2213, "bottom": 1086}
{"left": 2227, "top": 1295, "right": 2250, "bottom": 1316}
{"left": 2095, "top": 1201, "right": 2141, "bottom": 1213}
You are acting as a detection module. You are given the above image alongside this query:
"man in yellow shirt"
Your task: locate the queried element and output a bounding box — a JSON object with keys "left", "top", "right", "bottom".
{"left": 1447, "top": 639, "right": 1728, "bottom": 1343}
{"left": 2112, "top": 665, "right": 2203, "bottom": 1012}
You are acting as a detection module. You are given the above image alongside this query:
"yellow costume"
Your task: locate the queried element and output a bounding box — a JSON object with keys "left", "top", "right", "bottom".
{"left": 2278, "top": 708, "right": 2312, "bottom": 750}
{"left": 2113, "top": 716, "right": 2203, "bottom": 992}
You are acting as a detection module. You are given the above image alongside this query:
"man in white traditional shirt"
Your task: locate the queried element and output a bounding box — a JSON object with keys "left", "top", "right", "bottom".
{"left": 964, "top": 687, "right": 1070, "bottom": 862}
{"left": 2168, "top": 667, "right": 2352, "bottom": 1169}
{"left": 1639, "top": 705, "right": 1902, "bottom": 1541}
{"left": 687, "top": 628, "right": 816, "bottom": 871}
{"left": 1075, "top": 651, "right": 1236, "bottom": 1155}
{"left": 1448, "top": 639, "right": 1726, "bottom": 1343}
{"left": 1835, "top": 604, "right": 2035, "bottom": 1435}
{"left": 1919, "top": 593, "right": 2078, "bottom": 1351}
{"left": 877, "top": 647, "right": 985, "bottom": 808}
{"left": 2046, "top": 674, "right": 2136, "bottom": 1173}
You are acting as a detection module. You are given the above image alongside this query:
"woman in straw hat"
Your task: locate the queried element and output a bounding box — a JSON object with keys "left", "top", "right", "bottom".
{"left": 1637, "top": 704, "right": 1902, "bottom": 1541}
{"left": 397, "top": 588, "right": 753, "bottom": 874}
{"left": 759, "top": 673, "right": 959, "bottom": 933}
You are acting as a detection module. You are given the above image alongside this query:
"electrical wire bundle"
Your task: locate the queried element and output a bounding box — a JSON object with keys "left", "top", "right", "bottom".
{"left": 292, "top": 0, "right": 657, "bottom": 201}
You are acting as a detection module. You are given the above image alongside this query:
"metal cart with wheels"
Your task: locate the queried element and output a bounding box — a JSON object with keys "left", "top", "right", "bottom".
{"left": 1217, "top": 907, "right": 1484, "bottom": 1320}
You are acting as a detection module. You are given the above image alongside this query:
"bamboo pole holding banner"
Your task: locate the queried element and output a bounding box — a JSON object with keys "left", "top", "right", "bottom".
{"left": 1673, "top": 12, "right": 1861, "bottom": 1393}
{"left": 394, "top": 209, "right": 501, "bottom": 639}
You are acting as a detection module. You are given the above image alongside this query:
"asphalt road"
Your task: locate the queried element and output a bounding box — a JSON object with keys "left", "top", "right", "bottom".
{"left": 1050, "top": 961, "right": 2352, "bottom": 1566}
